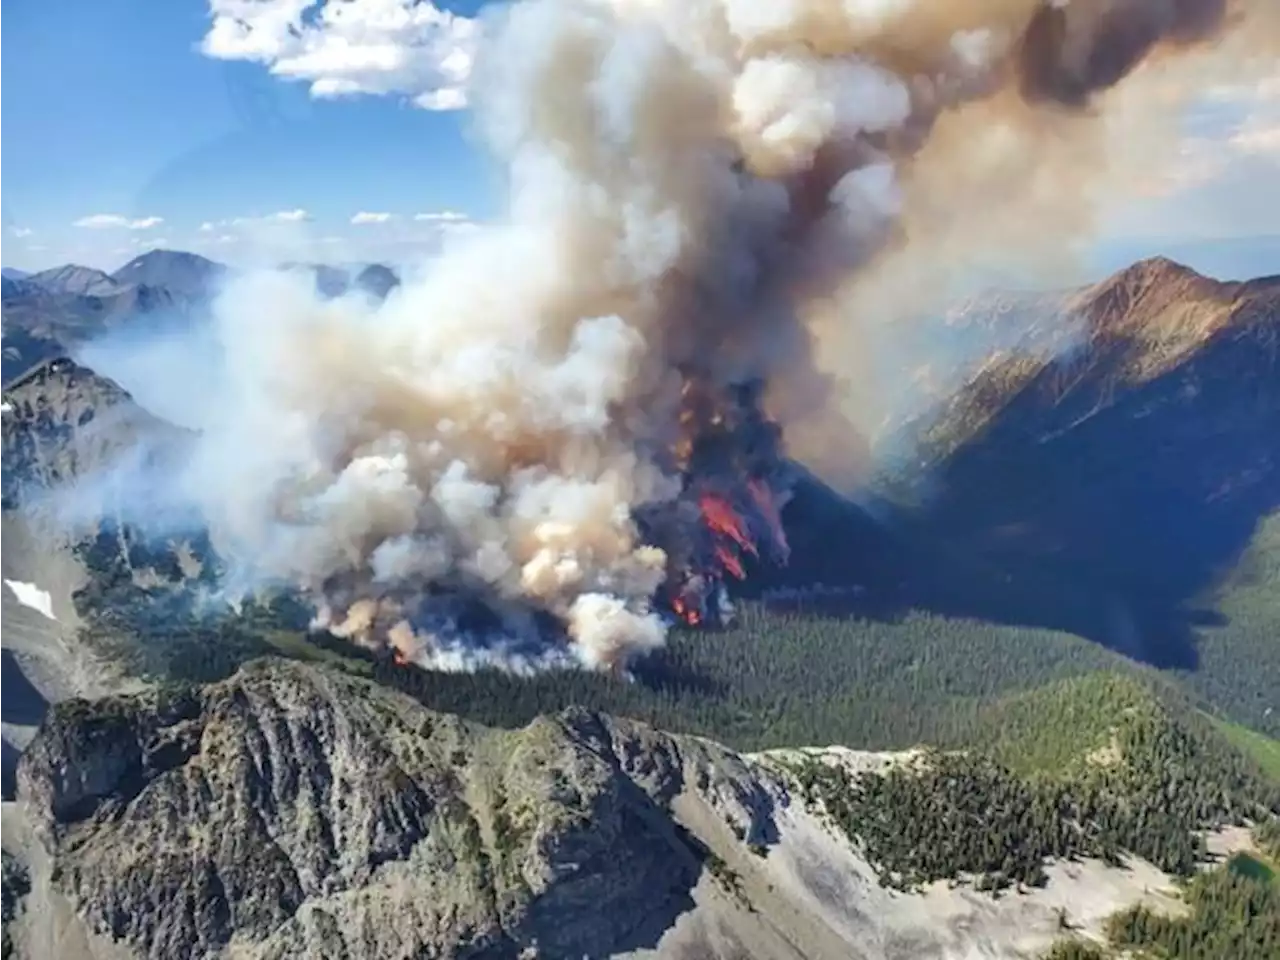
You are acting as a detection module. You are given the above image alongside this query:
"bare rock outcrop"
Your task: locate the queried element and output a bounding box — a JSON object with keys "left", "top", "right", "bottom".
{"left": 13, "top": 659, "right": 782, "bottom": 960}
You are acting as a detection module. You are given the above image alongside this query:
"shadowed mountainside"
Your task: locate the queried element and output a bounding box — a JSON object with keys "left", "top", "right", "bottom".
{"left": 891, "top": 259, "right": 1280, "bottom": 677}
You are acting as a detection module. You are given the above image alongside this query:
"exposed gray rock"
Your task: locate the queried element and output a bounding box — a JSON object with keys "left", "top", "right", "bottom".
{"left": 1, "top": 359, "right": 191, "bottom": 509}
{"left": 24, "top": 267, "right": 121, "bottom": 300}
{"left": 110, "top": 252, "right": 226, "bottom": 301}
{"left": 9, "top": 658, "right": 1218, "bottom": 960}
{"left": 15, "top": 659, "right": 783, "bottom": 960}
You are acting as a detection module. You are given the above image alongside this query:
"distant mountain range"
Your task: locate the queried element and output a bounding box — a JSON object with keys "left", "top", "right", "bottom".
{"left": 22, "top": 265, "right": 125, "bottom": 298}
{"left": 0, "top": 249, "right": 402, "bottom": 385}
{"left": 3, "top": 254, "right": 1280, "bottom": 958}
{"left": 2, "top": 249, "right": 403, "bottom": 305}
{"left": 110, "top": 249, "right": 228, "bottom": 299}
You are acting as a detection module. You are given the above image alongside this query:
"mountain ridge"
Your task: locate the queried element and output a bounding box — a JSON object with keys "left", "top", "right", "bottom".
{"left": 3, "top": 252, "right": 1280, "bottom": 957}
{"left": 22, "top": 267, "right": 119, "bottom": 299}
{"left": 6, "top": 656, "right": 1255, "bottom": 960}
{"left": 109, "top": 250, "right": 225, "bottom": 300}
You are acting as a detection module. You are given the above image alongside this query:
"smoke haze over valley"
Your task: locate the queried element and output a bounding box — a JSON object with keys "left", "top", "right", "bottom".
{"left": 10, "top": 0, "right": 1280, "bottom": 676}
{"left": 4, "top": 3, "right": 1280, "bottom": 959}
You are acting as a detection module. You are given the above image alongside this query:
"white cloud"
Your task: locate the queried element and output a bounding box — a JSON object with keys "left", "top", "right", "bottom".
{"left": 218, "top": 209, "right": 313, "bottom": 227}
{"left": 73, "top": 214, "right": 165, "bottom": 230}
{"left": 1206, "top": 76, "right": 1280, "bottom": 106}
{"left": 413, "top": 210, "right": 468, "bottom": 222}
{"left": 1127, "top": 78, "right": 1280, "bottom": 202}
{"left": 9, "top": 226, "right": 35, "bottom": 238}
{"left": 1229, "top": 90, "right": 1280, "bottom": 160}
{"left": 268, "top": 208, "right": 311, "bottom": 222}
{"left": 231, "top": 208, "right": 311, "bottom": 225}
{"left": 201, "top": 0, "right": 478, "bottom": 112}
{"left": 199, "top": 221, "right": 216, "bottom": 232}
{"left": 351, "top": 211, "right": 395, "bottom": 225}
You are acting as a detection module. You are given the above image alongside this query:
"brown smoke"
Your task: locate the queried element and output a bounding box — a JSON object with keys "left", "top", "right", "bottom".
{"left": 1018, "top": 0, "right": 1228, "bottom": 107}
{"left": 183, "top": 0, "right": 1280, "bottom": 671}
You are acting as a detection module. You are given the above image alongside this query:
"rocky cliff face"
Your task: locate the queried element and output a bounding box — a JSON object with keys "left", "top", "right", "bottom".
{"left": 1, "top": 361, "right": 187, "bottom": 799}
{"left": 11, "top": 659, "right": 780, "bottom": 960}
{"left": 1, "top": 359, "right": 190, "bottom": 510}
{"left": 4, "top": 658, "right": 1224, "bottom": 960}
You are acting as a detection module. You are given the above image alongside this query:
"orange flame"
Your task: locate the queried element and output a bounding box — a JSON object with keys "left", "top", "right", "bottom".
{"left": 698, "top": 493, "right": 757, "bottom": 555}
{"left": 672, "top": 594, "right": 702, "bottom": 626}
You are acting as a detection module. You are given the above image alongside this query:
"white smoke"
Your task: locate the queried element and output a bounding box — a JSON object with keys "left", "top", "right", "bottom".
{"left": 96, "top": 0, "right": 1280, "bottom": 672}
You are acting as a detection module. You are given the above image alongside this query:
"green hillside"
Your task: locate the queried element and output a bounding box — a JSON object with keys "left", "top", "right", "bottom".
{"left": 1110, "top": 854, "right": 1280, "bottom": 957}
{"left": 1185, "top": 509, "right": 1280, "bottom": 738}
{"left": 1041, "top": 849, "right": 1280, "bottom": 959}
{"left": 788, "top": 672, "right": 1279, "bottom": 892}
{"left": 371, "top": 603, "right": 1137, "bottom": 752}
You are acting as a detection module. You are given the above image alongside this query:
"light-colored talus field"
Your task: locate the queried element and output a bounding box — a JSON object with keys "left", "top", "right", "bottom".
{"left": 1, "top": 659, "right": 1229, "bottom": 960}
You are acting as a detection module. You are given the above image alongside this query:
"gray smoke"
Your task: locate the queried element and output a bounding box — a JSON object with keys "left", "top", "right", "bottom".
{"left": 80, "top": 0, "right": 1280, "bottom": 672}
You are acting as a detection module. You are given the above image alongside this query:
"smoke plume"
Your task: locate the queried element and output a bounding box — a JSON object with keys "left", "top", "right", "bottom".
{"left": 136, "top": 0, "right": 1277, "bottom": 672}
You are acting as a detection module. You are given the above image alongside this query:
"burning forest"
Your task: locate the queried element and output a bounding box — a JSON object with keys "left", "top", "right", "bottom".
{"left": 152, "top": 0, "right": 1278, "bottom": 674}
{"left": 641, "top": 377, "right": 794, "bottom": 629}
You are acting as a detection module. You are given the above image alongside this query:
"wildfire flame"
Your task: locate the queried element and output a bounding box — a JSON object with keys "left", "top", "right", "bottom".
{"left": 651, "top": 371, "right": 795, "bottom": 628}
{"left": 698, "top": 493, "right": 757, "bottom": 557}
{"left": 671, "top": 594, "right": 702, "bottom": 626}
{"left": 372, "top": 369, "right": 793, "bottom": 649}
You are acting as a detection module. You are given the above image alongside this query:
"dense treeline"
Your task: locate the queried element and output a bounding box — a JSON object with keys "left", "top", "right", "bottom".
{"left": 1257, "top": 817, "right": 1280, "bottom": 861}
{"left": 373, "top": 602, "right": 1134, "bottom": 753}
{"left": 1186, "top": 511, "right": 1280, "bottom": 738}
{"left": 786, "top": 684, "right": 1280, "bottom": 892}
{"left": 75, "top": 528, "right": 1280, "bottom": 794}
{"left": 795, "top": 751, "right": 1078, "bottom": 891}
{"left": 1103, "top": 858, "right": 1280, "bottom": 959}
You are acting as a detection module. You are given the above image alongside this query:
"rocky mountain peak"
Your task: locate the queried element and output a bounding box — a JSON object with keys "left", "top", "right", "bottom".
{"left": 1067, "top": 257, "right": 1243, "bottom": 368}
{"left": 110, "top": 251, "right": 226, "bottom": 300}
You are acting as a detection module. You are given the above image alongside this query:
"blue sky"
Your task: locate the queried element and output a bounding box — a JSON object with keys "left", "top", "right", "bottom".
{"left": 2, "top": 0, "right": 1278, "bottom": 277}
{"left": 2, "top": 0, "right": 495, "bottom": 270}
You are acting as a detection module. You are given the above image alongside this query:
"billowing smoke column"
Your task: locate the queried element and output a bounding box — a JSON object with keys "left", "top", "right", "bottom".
{"left": 187, "top": 0, "right": 1276, "bottom": 673}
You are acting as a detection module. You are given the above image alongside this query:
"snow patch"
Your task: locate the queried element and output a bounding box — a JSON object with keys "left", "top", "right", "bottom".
{"left": 4, "top": 579, "right": 58, "bottom": 621}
